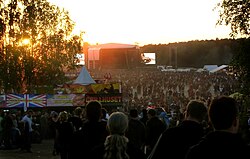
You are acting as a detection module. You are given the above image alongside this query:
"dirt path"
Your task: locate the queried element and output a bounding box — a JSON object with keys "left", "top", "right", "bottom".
{"left": 0, "top": 139, "right": 60, "bottom": 159}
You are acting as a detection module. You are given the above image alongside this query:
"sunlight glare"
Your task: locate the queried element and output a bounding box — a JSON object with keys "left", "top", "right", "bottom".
{"left": 21, "top": 39, "right": 30, "bottom": 46}
{"left": 48, "top": 0, "right": 231, "bottom": 45}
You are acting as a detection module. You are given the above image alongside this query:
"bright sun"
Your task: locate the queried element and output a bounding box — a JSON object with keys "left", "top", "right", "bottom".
{"left": 21, "top": 39, "right": 30, "bottom": 45}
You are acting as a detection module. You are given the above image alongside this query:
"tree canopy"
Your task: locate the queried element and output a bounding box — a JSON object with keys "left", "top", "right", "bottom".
{"left": 216, "top": 0, "right": 250, "bottom": 38}
{"left": 0, "top": 0, "right": 83, "bottom": 93}
{"left": 215, "top": 0, "right": 250, "bottom": 94}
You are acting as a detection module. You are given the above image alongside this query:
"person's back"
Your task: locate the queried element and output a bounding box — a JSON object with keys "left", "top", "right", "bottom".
{"left": 91, "top": 112, "right": 146, "bottom": 159}
{"left": 69, "top": 101, "right": 108, "bottom": 159}
{"left": 55, "top": 111, "right": 74, "bottom": 159}
{"left": 145, "top": 108, "right": 166, "bottom": 156}
{"left": 140, "top": 108, "right": 148, "bottom": 126}
{"left": 150, "top": 100, "right": 207, "bottom": 159}
{"left": 20, "top": 110, "right": 33, "bottom": 152}
{"left": 185, "top": 96, "right": 250, "bottom": 159}
{"left": 125, "top": 109, "right": 146, "bottom": 150}
{"left": 68, "top": 107, "right": 83, "bottom": 131}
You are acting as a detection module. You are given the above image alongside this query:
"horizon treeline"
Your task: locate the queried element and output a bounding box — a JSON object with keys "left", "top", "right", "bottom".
{"left": 140, "top": 38, "right": 248, "bottom": 68}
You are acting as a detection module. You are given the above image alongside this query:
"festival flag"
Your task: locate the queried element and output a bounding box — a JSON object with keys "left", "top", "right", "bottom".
{"left": 6, "top": 94, "right": 25, "bottom": 108}
{"left": 25, "top": 94, "right": 47, "bottom": 108}
{"left": 7, "top": 94, "right": 46, "bottom": 110}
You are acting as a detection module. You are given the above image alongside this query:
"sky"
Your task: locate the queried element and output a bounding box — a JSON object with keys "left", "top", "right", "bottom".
{"left": 49, "top": 0, "right": 231, "bottom": 46}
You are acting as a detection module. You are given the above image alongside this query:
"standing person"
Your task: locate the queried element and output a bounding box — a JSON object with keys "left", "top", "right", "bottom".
{"left": 91, "top": 112, "right": 146, "bottom": 159}
{"left": 1, "top": 111, "right": 13, "bottom": 149}
{"left": 101, "top": 108, "right": 109, "bottom": 121}
{"left": 68, "top": 107, "right": 83, "bottom": 131}
{"left": 69, "top": 101, "right": 109, "bottom": 159}
{"left": 39, "top": 111, "right": 49, "bottom": 140}
{"left": 55, "top": 111, "right": 74, "bottom": 159}
{"left": 20, "top": 109, "right": 33, "bottom": 152}
{"left": 0, "top": 110, "right": 3, "bottom": 147}
{"left": 48, "top": 111, "right": 59, "bottom": 156}
{"left": 149, "top": 100, "right": 207, "bottom": 159}
{"left": 125, "top": 108, "right": 146, "bottom": 151}
{"left": 140, "top": 108, "right": 148, "bottom": 126}
{"left": 185, "top": 96, "right": 250, "bottom": 159}
{"left": 145, "top": 108, "right": 166, "bottom": 156}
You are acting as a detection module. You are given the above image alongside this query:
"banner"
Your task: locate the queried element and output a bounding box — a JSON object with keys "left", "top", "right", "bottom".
{"left": 61, "top": 83, "right": 121, "bottom": 94}
{"left": 1, "top": 93, "right": 122, "bottom": 108}
{"left": 85, "top": 93, "right": 122, "bottom": 106}
{"left": 6, "top": 94, "right": 46, "bottom": 109}
{"left": 91, "top": 83, "right": 121, "bottom": 94}
{"left": 47, "top": 94, "right": 85, "bottom": 107}
{"left": 61, "top": 84, "right": 89, "bottom": 94}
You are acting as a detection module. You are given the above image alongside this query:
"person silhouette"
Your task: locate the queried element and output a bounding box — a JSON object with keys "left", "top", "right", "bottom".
{"left": 91, "top": 112, "right": 146, "bottom": 159}
{"left": 149, "top": 100, "right": 207, "bottom": 159}
{"left": 185, "top": 96, "right": 250, "bottom": 159}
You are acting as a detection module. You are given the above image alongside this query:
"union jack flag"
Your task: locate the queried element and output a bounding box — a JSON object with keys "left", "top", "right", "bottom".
{"left": 25, "top": 94, "right": 47, "bottom": 108}
{"left": 7, "top": 94, "right": 25, "bottom": 108}
{"left": 7, "top": 94, "right": 47, "bottom": 109}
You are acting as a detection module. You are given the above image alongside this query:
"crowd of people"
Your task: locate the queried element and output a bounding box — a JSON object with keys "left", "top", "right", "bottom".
{"left": 0, "top": 67, "right": 250, "bottom": 159}
{"left": 92, "top": 68, "right": 240, "bottom": 114}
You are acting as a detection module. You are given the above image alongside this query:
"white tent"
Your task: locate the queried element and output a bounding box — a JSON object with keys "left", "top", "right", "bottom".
{"left": 203, "top": 65, "right": 218, "bottom": 72}
{"left": 210, "top": 65, "right": 228, "bottom": 73}
{"left": 73, "top": 66, "right": 96, "bottom": 85}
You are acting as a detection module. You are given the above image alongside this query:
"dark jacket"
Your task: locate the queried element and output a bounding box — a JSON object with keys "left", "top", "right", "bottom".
{"left": 125, "top": 118, "right": 146, "bottom": 150}
{"left": 145, "top": 116, "right": 166, "bottom": 152}
{"left": 69, "top": 120, "right": 108, "bottom": 159}
{"left": 185, "top": 131, "right": 250, "bottom": 159}
{"left": 151, "top": 120, "right": 205, "bottom": 159}
{"left": 55, "top": 121, "right": 74, "bottom": 151}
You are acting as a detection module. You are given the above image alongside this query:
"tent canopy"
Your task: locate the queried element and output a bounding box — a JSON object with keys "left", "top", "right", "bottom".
{"left": 203, "top": 65, "right": 218, "bottom": 71}
{"left": 73, "top": 66, "right": 96, "bottom": 85}
{"left": 210, "top": 65, "right": 228, "bottom": 73}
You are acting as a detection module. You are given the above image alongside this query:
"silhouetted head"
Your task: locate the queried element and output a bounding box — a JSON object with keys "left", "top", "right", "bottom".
{"left": 209, "top": 96, "right": 238, "bottom": 132}
{"left": 86, "top": 101, "right": 102, "bottom": 122}
{"left": 186, "top": 100, "right": 207, "bottom": 122}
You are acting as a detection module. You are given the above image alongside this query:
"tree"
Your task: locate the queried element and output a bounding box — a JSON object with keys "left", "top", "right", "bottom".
{"left": 0, "top": 0, "right": 82, "bottom": 93}
{"left": 216, "top": 0, "right": 250, "bottom": 38}
{"left": 216, "top": 1, "right": 250, "bottom": 143}
{"left": 215, "top": 1, "right": 250, "bottom": 94}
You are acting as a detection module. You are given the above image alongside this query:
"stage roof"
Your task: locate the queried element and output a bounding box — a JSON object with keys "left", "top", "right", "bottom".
{"left": 88, "top": 43, "right": 139, "bottom": 50}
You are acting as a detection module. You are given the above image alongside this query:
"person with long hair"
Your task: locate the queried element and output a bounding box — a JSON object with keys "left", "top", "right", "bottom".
{"left": 55, "top": 111, "right": 74, "bottom": 159}
{"left": 91, "top": 112, "right": 146, "bottom": 159}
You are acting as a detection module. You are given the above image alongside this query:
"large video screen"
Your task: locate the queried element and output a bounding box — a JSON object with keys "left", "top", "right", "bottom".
{"left": 75, "top": 53, "right": 85, "bottom": 65}
{"left": 141, "top": 53, "right": 156, "bottom": 65}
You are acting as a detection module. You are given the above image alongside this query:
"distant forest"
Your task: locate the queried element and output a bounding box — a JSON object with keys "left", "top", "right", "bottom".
{"left": 140, "top": 38, "right": 247, "bottom": 68}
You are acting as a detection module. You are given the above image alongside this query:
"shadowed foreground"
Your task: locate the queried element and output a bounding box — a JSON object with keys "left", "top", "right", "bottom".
{"left": 0, "top": 139, "right": 59, "bottom": 159}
